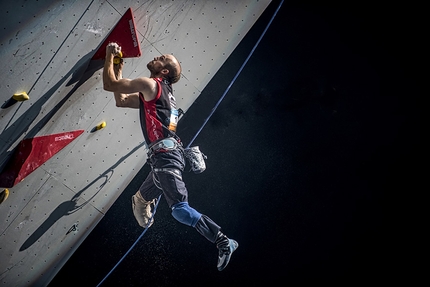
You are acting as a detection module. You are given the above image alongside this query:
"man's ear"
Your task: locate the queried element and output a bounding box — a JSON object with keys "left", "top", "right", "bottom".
{"left": 161, "top": 69, "right": 169, "bottom": 75}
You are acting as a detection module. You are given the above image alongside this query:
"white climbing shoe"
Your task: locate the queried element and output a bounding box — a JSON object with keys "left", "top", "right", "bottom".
{"left": 132, "top": 191, "right": 155, "bottom": 228}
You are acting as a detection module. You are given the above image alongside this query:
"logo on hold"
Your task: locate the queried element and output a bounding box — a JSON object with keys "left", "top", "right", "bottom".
{"left": 129, "top": 19, "right": 138, "bottom": 47}
{"left": 55, "top": 134, "right": 74, "bottom": 141}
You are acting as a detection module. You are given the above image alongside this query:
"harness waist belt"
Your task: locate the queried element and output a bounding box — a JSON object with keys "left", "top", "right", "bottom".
{"left": 148, "top": 137, "right": 180, "bottom": 154}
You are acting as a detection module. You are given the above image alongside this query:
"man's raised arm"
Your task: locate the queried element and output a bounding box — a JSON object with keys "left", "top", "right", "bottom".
{"left": 103, "top": 43, "right": 142, "bottom": 109}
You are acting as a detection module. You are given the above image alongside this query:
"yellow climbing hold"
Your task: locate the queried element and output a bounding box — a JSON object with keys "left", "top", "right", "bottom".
{"left": 96, "top": 121, "right": 106, "bottom": 130}
{"left": 114, "top": 50, "right": 123, "bottom": 65}
{"left": 12, "top": 92, "right": 29, "bottom": 101}
{"left": 0, "top": 189, "right": 9, "bottom": 204}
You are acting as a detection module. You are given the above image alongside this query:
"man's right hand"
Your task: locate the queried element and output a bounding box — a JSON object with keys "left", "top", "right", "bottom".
{"left": 106, "top": 42, "right": 122, "bottom": 58}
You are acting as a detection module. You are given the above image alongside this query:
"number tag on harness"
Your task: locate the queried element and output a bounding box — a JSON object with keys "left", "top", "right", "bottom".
{"left": 168, "top": 109, "right": 179, "bottom": 132}
{"left": 184, "top": 146, "right": 207, "bottom": 173}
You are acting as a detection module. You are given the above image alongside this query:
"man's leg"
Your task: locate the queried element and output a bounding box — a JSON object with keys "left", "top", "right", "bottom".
{"left": 132, "top": 171, "right": 162, "bottom": 228}
{"left": 194, "top": 214, "right": 239, "bottom": 271}
{"left": 157, "top": 170, "right": 239, "bottom": 271}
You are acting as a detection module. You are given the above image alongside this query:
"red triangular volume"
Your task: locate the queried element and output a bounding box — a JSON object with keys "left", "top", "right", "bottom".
{"left": 92, "top": 8, "right": 141, "bottom": 60}
{"left": 0, "top": 130, "right": 84, "bottom": 188}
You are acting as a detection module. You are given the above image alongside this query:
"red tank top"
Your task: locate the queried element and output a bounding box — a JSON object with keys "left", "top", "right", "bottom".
{"left": 139, "top": 78, "right": 178, "bottom": 145}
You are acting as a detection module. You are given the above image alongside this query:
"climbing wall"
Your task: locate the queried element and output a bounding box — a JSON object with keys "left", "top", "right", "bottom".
{"left": 0, "top": 0, "right": 271, "bottom": 285}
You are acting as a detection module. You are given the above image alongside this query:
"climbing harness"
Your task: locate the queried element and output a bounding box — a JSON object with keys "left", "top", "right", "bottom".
{"left": 147, "top": 137, "right": 184, "bottom": 186}
{"left": 96, "top": 1, "right": 284, "bottom": 285}
{"left": 146, "top": 123, "right": 207, "bottom": 174}
{"left": 148, "top": 137, "right": 181, "bottom": 155}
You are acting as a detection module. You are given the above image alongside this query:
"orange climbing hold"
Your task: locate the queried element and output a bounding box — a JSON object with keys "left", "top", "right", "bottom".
{"left": 12, "top": 92, "right": 29, "bottom": 101}
{"left": 0, "top": 189, "right": 9, "bottom": 204}
{"left": 113, "top": 51, "right": 123, "bottom": 65}
{"left": 96, "top": 121, "right": 107, "bottom": 130}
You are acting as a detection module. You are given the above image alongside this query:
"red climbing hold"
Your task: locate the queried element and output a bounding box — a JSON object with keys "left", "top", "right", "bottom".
{"left": 92, "top": 8, "right": 141, "bottom": 60}
{"left": 0, "top": 130, "right": 84, "bottom": 187}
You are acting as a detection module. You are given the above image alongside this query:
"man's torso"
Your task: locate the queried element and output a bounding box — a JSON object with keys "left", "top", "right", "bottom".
{"left": 139, "top": 78, "right": 178, "bottom": 145}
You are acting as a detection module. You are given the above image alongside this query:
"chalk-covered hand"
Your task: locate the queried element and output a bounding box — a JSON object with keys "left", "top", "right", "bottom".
{"left": 106, "top": 42, "right": 122, "bottom": 57}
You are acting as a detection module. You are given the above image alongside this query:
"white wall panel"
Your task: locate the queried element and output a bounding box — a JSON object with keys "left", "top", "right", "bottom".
{"left": 0, "top": 0, "right": 93, "bottom": 132}
{"left": 0, "top": 176, "right": 104, "bottom": 286}
{"left": 0, "top": 168, "right": 51, "bottom": 235}
{"left": 134, "top": 0, "right": 269, "bottom": 98}
{"left": 0, "top": 0, "right": 271, "bottom": 285}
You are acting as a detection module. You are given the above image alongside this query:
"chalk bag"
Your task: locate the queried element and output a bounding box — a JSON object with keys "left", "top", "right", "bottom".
{"left": 184, "top": 146, "right": 207, "bottom": 173}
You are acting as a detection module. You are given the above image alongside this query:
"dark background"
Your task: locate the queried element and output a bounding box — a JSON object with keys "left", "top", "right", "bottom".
{"left": 50, "top": 1, "right": 422, "bottom": 286}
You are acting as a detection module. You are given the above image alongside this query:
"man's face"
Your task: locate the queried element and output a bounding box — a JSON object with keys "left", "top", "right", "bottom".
{"left": 147, "top": 55, "right": 169, "bottom": 73}
{"left": 147, "top": 54, "right": 178, "bottom": 74}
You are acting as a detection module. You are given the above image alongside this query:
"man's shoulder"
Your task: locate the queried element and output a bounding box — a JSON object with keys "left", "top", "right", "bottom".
{"left": 138, "top": 77, "right": 159, "bottom": 102}
{"left": 137, "top": 76, "right": 156, "bottom": 84}
{"left": 135, "top": 76, "right": 157, "bottom": 90}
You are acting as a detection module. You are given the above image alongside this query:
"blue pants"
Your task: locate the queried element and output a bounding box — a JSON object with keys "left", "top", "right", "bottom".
{"left": 139, "top": 148, "right": 220, "bottom": 243}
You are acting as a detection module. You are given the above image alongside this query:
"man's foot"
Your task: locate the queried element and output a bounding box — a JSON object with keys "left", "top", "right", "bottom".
{"left": 132, "top": 191, "right": 155, "bottom": 228}
{"left": 216, "top": 233, "right": 239, "bottom": 271}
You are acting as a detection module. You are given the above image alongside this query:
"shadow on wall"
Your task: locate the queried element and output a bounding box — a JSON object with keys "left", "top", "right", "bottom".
{"left": 0, "top": 53, "right": 104, "bottom": 177}
{"left": 19, "top": 142, "right": 145, "bottom": 251}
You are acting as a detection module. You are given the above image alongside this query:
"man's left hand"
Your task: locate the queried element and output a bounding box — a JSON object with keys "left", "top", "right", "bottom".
{"left": 106, "top": 42, "right": 122, "bottom": 58}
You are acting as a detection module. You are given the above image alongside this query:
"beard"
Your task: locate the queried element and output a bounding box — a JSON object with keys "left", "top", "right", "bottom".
{"left": 147, "top": 61, "right": 162, "bottom": 74}
{"left": 146, "top": 61, "right": 154, "bottom": 72}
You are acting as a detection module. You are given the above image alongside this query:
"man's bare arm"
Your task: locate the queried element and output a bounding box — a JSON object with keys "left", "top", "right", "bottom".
{"left": 103, "top": 43, "right": 157, "bottom": 107}
{"left": 112, "top": 60, "right": 140, "bottom": 108}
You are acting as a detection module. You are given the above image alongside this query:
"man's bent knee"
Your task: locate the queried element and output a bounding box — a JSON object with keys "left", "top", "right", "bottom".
{"left": 171, "top": 202, "right": 202, "bottom": 227}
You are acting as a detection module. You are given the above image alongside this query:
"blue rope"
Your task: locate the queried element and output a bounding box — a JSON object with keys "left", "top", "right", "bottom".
{"left": 187, "top": 0, "right": 284, "bottom": 148}
{"left": 96, "top": 195, "right": 161, "bottom": 287}
{"left": 97, "top": 1, "right": 283, "bottom": 285}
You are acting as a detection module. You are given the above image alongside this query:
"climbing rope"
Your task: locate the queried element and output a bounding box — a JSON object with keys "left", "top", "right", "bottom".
{"left": 96, "top": 197, "right": 160, "bottom": 287}
{"left": 96, "top": 1, "right": 284, "bottom": 285}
